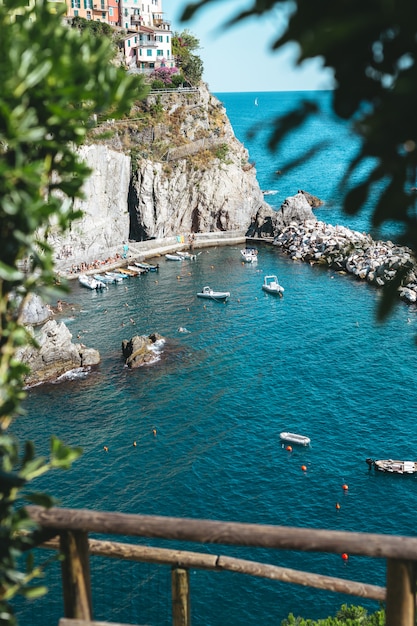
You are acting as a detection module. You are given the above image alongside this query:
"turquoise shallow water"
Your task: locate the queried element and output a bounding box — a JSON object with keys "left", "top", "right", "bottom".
{"left": 13, "top": 92, "right": 417, "bottom": 625}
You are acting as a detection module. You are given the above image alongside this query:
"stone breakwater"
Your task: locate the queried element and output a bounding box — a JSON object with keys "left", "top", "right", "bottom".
{"left": 273, "top": 220, "right": 417, "bottom": 304}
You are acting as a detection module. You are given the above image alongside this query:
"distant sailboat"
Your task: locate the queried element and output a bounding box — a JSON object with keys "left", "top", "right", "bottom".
{"left": 254, "top": 97, "right": 258, "bottom": 106}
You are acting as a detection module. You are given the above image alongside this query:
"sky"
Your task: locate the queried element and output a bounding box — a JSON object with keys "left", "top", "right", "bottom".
{"left": 168, "top": 0, "right": 335, "bottom": 93}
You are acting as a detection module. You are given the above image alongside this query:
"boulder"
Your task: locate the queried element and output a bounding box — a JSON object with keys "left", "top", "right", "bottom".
{"left": 298, "top": 190, "right": 324, "bottom": 208}
{"left": 275, "top": 192, "right": 316, "bottom": 228}
{"left": 17, "top": 320, "right": 100, "bottom": 386}
{"left": 122, "top": 333, "right": 165, "bottom": 368}
{"left": 21, "top": 294, "right": 52, "bottom": 326}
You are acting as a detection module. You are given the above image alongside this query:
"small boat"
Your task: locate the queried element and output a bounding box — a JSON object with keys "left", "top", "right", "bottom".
{"left": 134, "top": 262, "right": 159, "bottom": 272}
{"left": 241, "top": 248, "right": 258, "bottom": 263}
{"left": 93, "top": 274, "right": 117, "bottom": 284}
{"left": 165, "top": 254, "right": 183, "bottom": 261}
{"left": 280, "top": 432, "right": 311, "bottom": 446}
{"left": 196, "top": 286, "right": 230, "bottom": 301}
{"left": 78, "top": 274, "right": 107, "bottom": 290}
{"left": 262, "top": 275, "right": 284, "bottom": 296}
{"left": 127, "top": 265, "right": 147, "bottom": 275}
{"left": 105, "top": 271, "right": 127, "bottom": 282}
{"left": 118, "top": 268, "right": 138, "bottom": 277}
{"left": 176, "top": 251, "right": 197, "bottom": 261}
{"left": 366, "top": 458, "right": 417, "bottom": 474}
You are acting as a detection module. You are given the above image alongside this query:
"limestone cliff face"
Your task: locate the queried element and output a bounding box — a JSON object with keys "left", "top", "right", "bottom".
{"left": 48, "top": 145, "right": 131, "bottom": 265}
{"left": 48, "top": 85, "right": 270, "bottom": 266}
{"left": 129, "top": 154, "right": 263, "bottom": 240}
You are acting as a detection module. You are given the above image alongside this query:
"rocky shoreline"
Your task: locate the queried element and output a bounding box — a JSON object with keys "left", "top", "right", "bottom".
{"left": 19, "top": 193, "right": 417, "bottom": 389}
{"left": 273, "top": 219, "right": 417, "bottom": 304}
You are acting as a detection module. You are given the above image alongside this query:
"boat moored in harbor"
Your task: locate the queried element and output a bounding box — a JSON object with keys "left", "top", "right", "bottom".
{"left": 262, "top": 275, "right": 284, "bottom": 296}
{"left": 240, "top": 248, "right": 258, "bottom": 263}
{"left": 366, "top": 458, "right": 417, "bottom": 474}
{"left": 78, "top": 274, "right": 107, "bottom": 290}
{"left": 280, "top": 432, "right": 311, "bottom": 446}
{"left": 197, "top": 286, "right": 230, "bottom": 301}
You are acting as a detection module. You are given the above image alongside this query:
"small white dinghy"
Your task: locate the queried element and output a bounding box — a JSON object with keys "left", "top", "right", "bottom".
{"left": 280, "top": 432, "right": 311, "bottom": 446}
{"left": 262, "top": 275, "right": 284, "bottom": 296}
{"left": 197, "top": 286, "right": 230, "bottom": 301}
{"left": 165, "top": 254, "right": 183, "bottom": 261}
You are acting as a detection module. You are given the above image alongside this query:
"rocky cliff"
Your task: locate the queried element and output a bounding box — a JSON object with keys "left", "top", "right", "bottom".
{"left": 48, "top": 84, "right": 271, "bottom": 268}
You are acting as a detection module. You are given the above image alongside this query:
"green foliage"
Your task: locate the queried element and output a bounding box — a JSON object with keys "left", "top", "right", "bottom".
{"left": 282, "top": 603, "right": 385, "bottom": 625}
{"left": 0, "top": 0, "right": 142, "bottom": 424}
{"left": 172, "top": 29, "right": 203, "bottom": 85}
{"left": 181, "top": 53, "right": 204, "bottom": 86}
{"left": 0, "top": 0, "right": 142, "bottom": 621}
{"left": 181, "top": 0, "right": 417, "bottom": 319}
{"left": 171, "top": 73, "right": 186, "bottom": 87}
{"left": 151, "top": 79, "right": 167, "bottom": 90}
{"left": 214, "top": 144, "right": 232, "bottom": 164}
{"left": 71, "top": 15, "right": 113, "bottom": 37}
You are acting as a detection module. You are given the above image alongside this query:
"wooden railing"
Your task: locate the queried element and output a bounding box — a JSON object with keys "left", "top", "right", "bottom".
{"left": 27, "top": 506, "right": 417, "bottom": 626}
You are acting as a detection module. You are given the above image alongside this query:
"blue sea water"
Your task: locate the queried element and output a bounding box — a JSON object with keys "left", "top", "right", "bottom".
{"left": 12, "top": 91, "right": 417, "bottom": 625}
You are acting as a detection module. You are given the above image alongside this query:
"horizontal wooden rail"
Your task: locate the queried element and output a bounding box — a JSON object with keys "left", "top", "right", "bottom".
{"left": 41, "top": 536, "right": 386, "bottom": 601}
{"left": 27, "top": 506, "right": 417, "bottom": 560}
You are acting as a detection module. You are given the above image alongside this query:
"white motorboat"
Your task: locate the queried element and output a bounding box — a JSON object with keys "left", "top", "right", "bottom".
{"left": 196, "top": 286, "right": 230, "bottom": 301}
{"left": 165, "top": 254, "right": 183, "bottom": 261}
{"left": 366, "top": 458, "right": 417, "bottom": 474}
{"left": 262, "top": 275, "right": 284, "bottom": 295}
{"left": 241, "top": 248, "right": 258, "bottom": 263}
{"left": 280, "top": 432, "right": 311, "bottom": 446}
{"left": 78, "top": 274, "right": 107, "bottom": 290}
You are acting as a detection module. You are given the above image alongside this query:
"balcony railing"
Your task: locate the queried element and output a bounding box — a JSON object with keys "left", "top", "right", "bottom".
{"left": 27, "top": 505, "right": 416, "bottom": 626}
{"left": 153, "top": 18, "right": 171, "bottom": 29}
{"left": 138, "top": 38, "right": 158, "bottom": 48}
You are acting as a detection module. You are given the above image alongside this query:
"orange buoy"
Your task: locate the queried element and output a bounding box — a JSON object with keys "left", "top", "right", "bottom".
{"left": 335, "top": 502, "right": 341, "bottom": 510}
{"left": 103, "top": 446, "right": 108, "bottom": 452}
{"left": 286, "top": 445, "right": 293, "bottom": 452}
{"left": 342, "top": 484, "right": 349, "bottom": 491}
{"left": 342, "top": 553, "right": 349, "bottom": 561}
{"left": 301, "top": 465, "right": 307, "bottom": 472}
{"left": 152, "top": 428, "right": 157, "bottom": 436}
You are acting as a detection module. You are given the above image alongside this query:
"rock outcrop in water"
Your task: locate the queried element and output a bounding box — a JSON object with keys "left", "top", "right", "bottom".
{"left": 17, "top": 320, "right": 100, "bottom": 387}
{"left": 247, "top": 191, "right": 318, "bottom": 237}
{"left": 122, "top": 333, "right": 165, "bottom": 368}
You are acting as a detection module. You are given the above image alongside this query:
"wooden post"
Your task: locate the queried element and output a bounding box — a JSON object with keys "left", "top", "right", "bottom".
{"left": 171, "top": 566, "right": 190, "bottom": 626}
{"left": 60, "top": 530, "right": 93, "bottom": 620}
{"left": 386, "top": 558, "right": 416, "bottom": 626}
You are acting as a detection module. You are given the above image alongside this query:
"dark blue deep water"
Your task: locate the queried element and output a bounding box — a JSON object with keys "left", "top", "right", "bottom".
{"left": 13, "top": 92, "right": 417, "bottom": 625}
